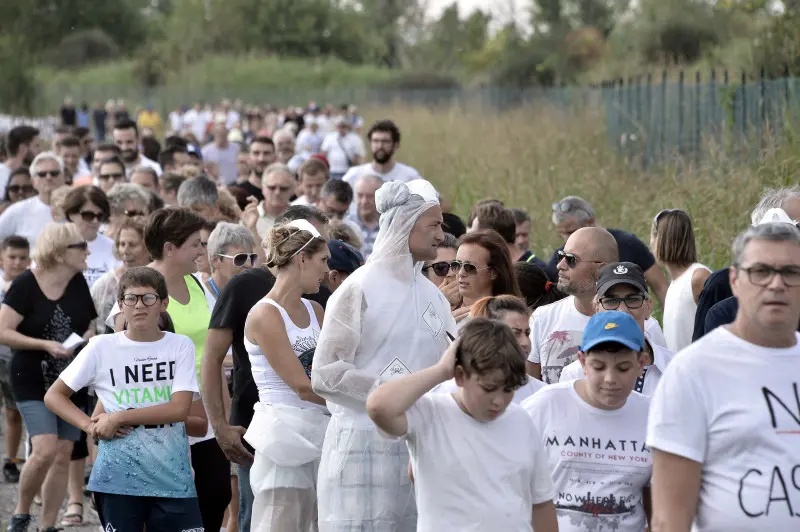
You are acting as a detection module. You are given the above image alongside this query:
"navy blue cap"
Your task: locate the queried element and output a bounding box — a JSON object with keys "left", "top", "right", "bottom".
{"left": 327, "top": 240, "right": 364, "bottom": 274}
{"left": 581, "top": 311, "right": 644, "bottom": 353}
{"left": 187, "top": 144, "right": 202, "bottom": 160}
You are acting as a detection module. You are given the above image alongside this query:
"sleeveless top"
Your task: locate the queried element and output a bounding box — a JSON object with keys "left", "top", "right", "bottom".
{"left": 166, "top": 275, "right": 212, "bottom": 389}
{"left": 663, "top": 263, "right": 711, "bottom": 352}
{"left": 244, "top": 298, "right": 325, "bottom": 411}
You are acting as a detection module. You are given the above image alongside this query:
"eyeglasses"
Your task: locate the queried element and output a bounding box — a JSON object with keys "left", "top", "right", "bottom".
{"left": 218, "top": 253, "right": 258, "bottom": 267}
{"left": 99, "top": 172, "right": 125, "bottom": 181}
{"left": 66, "top": 241, "right": 89, "bottom": 251}
{"left": 737, "top": 264, "right": 800, "bottom": 287}
{"left": 7, "top": 185, "right": 34, "bottom": 195}
{"left": 79, "top": 211, "right": 106, "bottom": 223}
{"left": 124, "top": 210, "right": 146, "bottom": 218}
{"left": 120, "top": 293, "right": 161, "bottom": 307}
{"left": 449, "top": 260, "right": 490, "bottom": 276}
{"left": 557, "top": 250, "right": 603, "bottom": 269}
{"left": 599, "top": 294, "right": 647, "bottom": 311}
{"left": 422, "top": 261, "right": 450, "bottom": 277}
{"left": 265, "top": 185, "right": 292, "bottom": 193}
{"left": 35, "top": 170, "right": 61, "bottom": 179}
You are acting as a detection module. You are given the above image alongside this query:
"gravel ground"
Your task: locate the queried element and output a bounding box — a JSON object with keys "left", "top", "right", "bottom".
{"left": 0, "top": 431, "right": 99, "bottom": 532}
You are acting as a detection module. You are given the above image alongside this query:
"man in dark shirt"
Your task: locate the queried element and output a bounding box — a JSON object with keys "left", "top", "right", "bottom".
{"left": 234, "top": 136, "right": 277, "bottom": 203}
{"left": 548, "top": 196, "right": 669, "bottom": 306}
{"left": 692, "top": 267, "right": 733, "bottom": 341}
{"left": 201, "top": 205, "right": 329, "bottom": 532}
{"left": 60, "top": 98, "right": 77, "bottom": 127}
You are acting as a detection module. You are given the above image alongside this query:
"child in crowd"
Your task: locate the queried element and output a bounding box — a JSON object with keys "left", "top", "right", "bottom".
{"left": 367, "top": 317, "right": 558, "bottom": 532}
{"left": 44, "top": 266, "right": 202, "bottom": 532}
{"left": 523, "top": 311, "right": 652, "bottom": 532}
{"left": 0, "top": 236, "right": 31, "bottom": 482}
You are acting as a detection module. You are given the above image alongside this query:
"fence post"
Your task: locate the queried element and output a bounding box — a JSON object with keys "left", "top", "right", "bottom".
{"left": 695, "top": 70, "right": 701, "bottom": 162}
{"left": 710, "top": 68, "right": 717, "bottom": 141}
{"left": 678, "top": 70, "right": 685, "bottom": 156}
{"left": 741, "top": 71, "right": 748, "bottom": 162}
{"left": 645, "top": 72, "right": 653, "bottom": 169}
{"left": 618, "top": 77, "right": 624, "bottom": 153}
{"left": 760, "top": 66, "right": 766, "bottom": 149}
{"left": 661, "top": 70, "right": 667, "bottom": 163}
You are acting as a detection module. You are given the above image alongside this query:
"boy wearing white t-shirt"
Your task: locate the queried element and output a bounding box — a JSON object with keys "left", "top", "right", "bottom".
{"left": 559, "top": 262, "right": 674, "bottom": 395}
{"left": 647, "top": 223, "right": 800, "bottom": 531}
{"left": 44, "top": 267, "right": 202, "bottom": 532}
{"left": 524, "top": 311, "right": 652, "bottom": 532}
{"left": 367, "top": 318, "right": 558, "bottom": 532}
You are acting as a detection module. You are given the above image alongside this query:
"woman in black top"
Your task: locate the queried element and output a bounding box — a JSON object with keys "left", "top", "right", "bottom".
{"left": 0, "top": 222, "right": 96, "bottom": 532}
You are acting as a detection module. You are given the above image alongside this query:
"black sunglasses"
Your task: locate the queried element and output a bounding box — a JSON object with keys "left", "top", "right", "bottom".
{"left": 124, "top": 210, "right": 146, "bottom": 218}
{"left": 99, "top": 172, "right": 125, "bottom": 181}
{"left": 8, "top": 185, "right": 34, "bottom": 195}
{"left": 217, "top": 253, "right": 258, "bottom": 267}
{"left": 599, "top": 294, "right": 647, "bottom": 311}
{"left": 79, "top": 211, "right": 106, "bottom": 223}
{"left": 449, "top": 260, "right": 490, "bottom": 275}
{"left": 557, "top": 250, "right": 603, "bottom": 269}
{"left": 35, "top": 170, "right": 61, "bottom": 179}
{"left": 423, "top": 261, "right": 450, "bottom": 277}
{"left": 66, "top": 241, "right": 89, "bottom": 250}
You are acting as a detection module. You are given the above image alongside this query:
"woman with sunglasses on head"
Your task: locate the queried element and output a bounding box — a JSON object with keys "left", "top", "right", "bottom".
{"left": 91, "top": 219, "right": 151, "bottom": 335}
{"left": 63, "top": 186, "right": 118, "bottom": 289}
{"left": 451, "top": 229, "right": 521, "bottom": 323}
{"left": 651, "top": 209, "right": 711, "bottom": 352}
{"left": 0, "top": 152, "right": 67, "bottom": 249}
{"left": 243, "top": 219, "right": 330, "bottom": 532}
{"left": 0, "top": 167, "right": 36, "bottom": 215}
{"left": 0, "top": 223, "right": 96, "bottom": 532}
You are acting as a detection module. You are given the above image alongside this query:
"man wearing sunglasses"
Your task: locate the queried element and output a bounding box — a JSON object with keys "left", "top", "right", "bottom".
{"left": 256, "top": 163, "right": 295, "bottom": 239}
{"left": 0, "top": 125, "right": 40, "bottom": 194}
{"left": 528, "top": 227, "right": 667, "bottom": 384}
{"left": 559, "top": 262, "right": 674, "bottom": 396}
{"left": 549, "top": 195, "right": 670, "bottom": 308}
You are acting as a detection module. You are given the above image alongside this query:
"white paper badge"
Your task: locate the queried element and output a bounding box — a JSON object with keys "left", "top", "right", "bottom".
{"left": 380, "top": 357, "right": 411, "bottom": 381}
{"left": 422, "top": 303, "right": 443, "bottom": 337}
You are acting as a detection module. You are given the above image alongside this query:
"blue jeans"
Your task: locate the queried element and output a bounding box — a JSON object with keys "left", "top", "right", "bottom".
{"left": 238, "top": 463, "right": 254, "bottom": 532}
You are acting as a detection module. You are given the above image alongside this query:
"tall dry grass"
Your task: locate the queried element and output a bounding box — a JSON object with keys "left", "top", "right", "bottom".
{"left": 365, "top": 102, "right": 800, "bottom": 270}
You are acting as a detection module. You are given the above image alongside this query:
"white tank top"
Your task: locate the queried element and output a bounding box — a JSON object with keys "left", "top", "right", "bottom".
{"left": 663, "top": 263, "right": 710, "bottom": 352}
{"left": 244, "top": 298, "right": 325, "bottom": 411}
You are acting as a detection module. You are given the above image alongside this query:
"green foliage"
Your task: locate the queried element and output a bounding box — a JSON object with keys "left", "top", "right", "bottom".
{"left": 0, "top": 36, "right": 37, "bottom": 114}
{"left": 45, "top": 29, "right": 121, "bottom": 69}
{"left": 750, "top": 11, "right": 800, "bottom": 77}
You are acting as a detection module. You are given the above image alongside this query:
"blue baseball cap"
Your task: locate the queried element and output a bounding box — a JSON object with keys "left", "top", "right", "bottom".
{"left": 581, "top": 311, "right": 644, "bottom": 353}
{"left": 327, "top": 240, "right": 364, "bottom": 275}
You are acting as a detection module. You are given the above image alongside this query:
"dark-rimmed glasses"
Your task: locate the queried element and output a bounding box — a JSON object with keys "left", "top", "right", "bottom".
{"left": 422, "top": 261, "right": 450, "bottom": 277}
{"left": 120, "top": 293, "right": 161, "bottom": 307}
{"left": 737, "top": 264, "right": 800, "bottom": 287}
{"left": 557, "top": 250, "right": 603, "bottom": 269}
{"left": 599, "top": 294, "right": 647, "bottom": 311}
{"left": 79, "top": 211, "right": 106, "bottom": 223}
{"left": 449, "top": 260, "right": 490, "bottom": 276}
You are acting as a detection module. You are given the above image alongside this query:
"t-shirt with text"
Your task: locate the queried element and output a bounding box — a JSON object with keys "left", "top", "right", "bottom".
{"left": 523, "top": 382, "right": 651, "bottom": 532}
{"left": 647, "top": 327, "right": 800, "bottom": 531}
{"left": 59, "top": 331, "right": 199, "bottom": 498}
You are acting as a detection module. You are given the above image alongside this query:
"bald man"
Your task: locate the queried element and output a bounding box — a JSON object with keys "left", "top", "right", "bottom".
{"left": 348, "top": 174, "right": 384, "bottom": 258}
{"left": 527, "top": 227, "right": 666, "bottom": 382}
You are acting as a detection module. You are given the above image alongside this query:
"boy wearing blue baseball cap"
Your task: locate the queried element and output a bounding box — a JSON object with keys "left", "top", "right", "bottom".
{"left": 523, "top": 311, "right": 653, "bottom": 532}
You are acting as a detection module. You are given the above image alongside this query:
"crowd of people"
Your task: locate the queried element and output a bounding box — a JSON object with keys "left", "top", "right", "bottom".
{"left": 0, "top": 97, "right": 797, "bottom": 532}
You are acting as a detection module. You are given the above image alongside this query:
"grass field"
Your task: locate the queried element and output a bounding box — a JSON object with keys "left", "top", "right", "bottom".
{"left": 371, "top": 102, "right": 800, "bottom": 271}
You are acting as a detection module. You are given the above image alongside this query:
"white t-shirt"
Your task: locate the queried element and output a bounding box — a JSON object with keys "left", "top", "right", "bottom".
{"left": 59, "top": 331, "right": 199, "bottom": 497}
{"left": 85, "top": 234, "right": 121, "bottom": 289}
{"left": 183, "top": 109, "right": 210, "bottom": 142}
{"left": 126, "top": 154, "right": 163, "bottom": 177}
{"left": 647, "top": 327, "right": 800, "bottom": 531}
{"left": 432, "top": 377, "right": 545, "bottom": 404}
{"left": 523, "top": 382, "right": 652, "bottom": 532}
{"left": 403, "top": 393, "right": 555, "bottom": 531}
{"left": 342, "top": 162, "right": 422, "bottom": 186}
{"left": 559, "top": 338, "right": 675, "bottom": 396}
{"left": 201, "top": 141, "right": 240, "bottom": 185}
{"left": 0, "top": 196, "right": 52, "bottom": 249}
{"left": 296, "top": 129, "right": 324, "bottom": 154}
{"left": 320, "top": 132, "right": 365, "bottom": 174}
{"left": 528, "top": 296, "right": 665, "bottom": 384}
{"left": 0, "top": 163, "right": 10, "bottom": 195}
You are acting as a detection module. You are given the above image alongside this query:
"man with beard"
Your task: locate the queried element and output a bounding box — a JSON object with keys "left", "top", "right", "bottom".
{"left": 342, "top": 120, "right": 421, "bottom": 186}
{"left": 0, "top": 126, "right": 41, "bottom": 193}
{"left": 112, "top": 119, "right": 163, "bottom": 177}
{"left": 233, "top": 136, "right": 276, "bottom": 203}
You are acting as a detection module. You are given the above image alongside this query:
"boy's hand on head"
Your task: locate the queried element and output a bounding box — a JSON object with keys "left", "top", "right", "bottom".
{"left": 437, "top": 338, "right": 459, "bottom": 381}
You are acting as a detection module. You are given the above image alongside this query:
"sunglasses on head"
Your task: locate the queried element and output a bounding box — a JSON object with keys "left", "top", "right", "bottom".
{"left": 218, "top": 252, "right": 258, "bottom": 267}
{"left": 422, "top": 261, "right": 450, "bottom": 277}
{"left": 79, "top": 211, "right": 106, "bottom": 223}
{"left": 99, "top": 172, "right": 125, "bottom": 181}
{"left": 557, "top": 250, "right": 603, "bottom": 269}
{"left": 66, "top": 241, "right": 89, "bottom": 251}
{"left": 8, "top": 185, "right": 34, "bottom": 195}
{"left": 35, "top": 170, "right": 61, "bottom": 179}
{"left": 449, "top": 260, "right": 490, "bottom": 275}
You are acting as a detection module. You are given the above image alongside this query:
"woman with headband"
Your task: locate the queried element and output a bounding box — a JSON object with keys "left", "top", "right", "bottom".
{"left": 242, "top": 219, "right": 331, "bottom": 532}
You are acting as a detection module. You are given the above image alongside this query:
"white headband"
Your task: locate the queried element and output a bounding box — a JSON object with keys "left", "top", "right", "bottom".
{"left": 284, "top": 219, "right": 322, "bottom": 258}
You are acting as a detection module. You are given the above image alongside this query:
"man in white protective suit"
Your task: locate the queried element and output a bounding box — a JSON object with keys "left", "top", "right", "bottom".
{"left": 312, "top": 179, "right": 457, "bottom": 531}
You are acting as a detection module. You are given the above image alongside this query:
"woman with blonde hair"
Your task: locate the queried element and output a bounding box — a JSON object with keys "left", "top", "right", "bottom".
{"left": 243, "top": 219, "right": 331, "bottom": 532}
{"left": 651, "top": 209, "right": 711, "bottom": 351}
{"left": 0, "top": 223, "right": 96, "bottom": 532}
